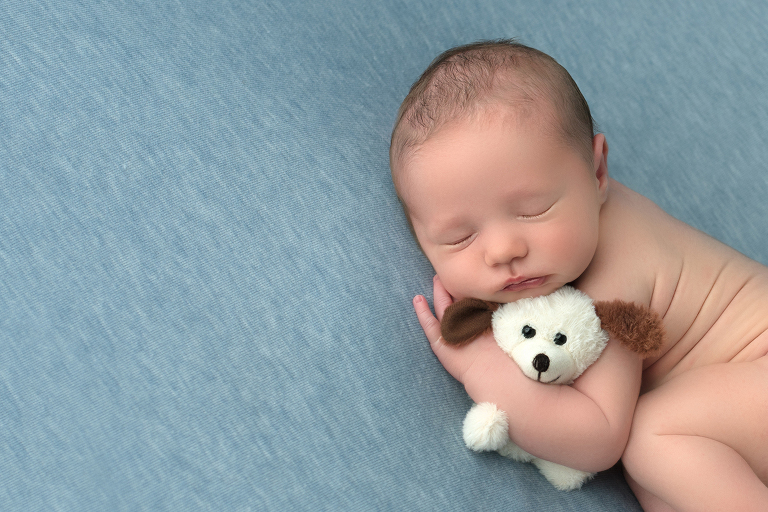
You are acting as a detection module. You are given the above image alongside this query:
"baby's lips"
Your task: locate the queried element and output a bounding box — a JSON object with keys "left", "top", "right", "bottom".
{"left": 502, "top": 276, "right": 546, "bottom": 292}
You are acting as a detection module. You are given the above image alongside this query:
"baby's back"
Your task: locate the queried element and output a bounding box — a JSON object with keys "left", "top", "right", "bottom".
{"left": 574, "top": 180, "right": 768, "bottom": 392}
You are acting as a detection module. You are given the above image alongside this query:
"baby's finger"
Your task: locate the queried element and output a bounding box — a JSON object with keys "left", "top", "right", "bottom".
{"left": 432, "top": 275, "right": 454, "bottom": 321}
{"left": 413, "top": 295, "right": 442, "bottom": 344}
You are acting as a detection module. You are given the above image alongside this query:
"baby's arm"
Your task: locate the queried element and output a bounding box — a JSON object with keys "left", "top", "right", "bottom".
{"left": 414, "top": 277, "right": 643, "bottom": 473}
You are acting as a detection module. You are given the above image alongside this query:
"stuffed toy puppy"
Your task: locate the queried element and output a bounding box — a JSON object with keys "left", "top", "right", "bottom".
{"left": 440, "top": 286, "right": 665, "bottom": 491}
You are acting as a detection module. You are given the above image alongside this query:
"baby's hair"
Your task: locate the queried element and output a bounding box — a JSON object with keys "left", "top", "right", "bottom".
{"left": 390, "top": 39, "right": 596, "bottom": 201}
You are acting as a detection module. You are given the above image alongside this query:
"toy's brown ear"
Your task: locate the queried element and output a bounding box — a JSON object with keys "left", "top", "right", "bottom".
{"left": 594, "top": 300, "right": 666, "bottom": 357}
{"left": 441, "top": 298, "right": 499, "bottom": 346}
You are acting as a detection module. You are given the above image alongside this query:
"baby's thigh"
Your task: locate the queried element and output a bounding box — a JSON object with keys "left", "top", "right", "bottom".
{"left": 629, "top": 356, "right": 768, "bottom": 482}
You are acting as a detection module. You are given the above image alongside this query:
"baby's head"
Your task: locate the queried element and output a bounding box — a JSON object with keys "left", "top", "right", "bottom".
{"left": 390, "top": 40, "right": 609, "bottom": 303}
{"left": 390, "top": 40, "right": 594, "bottom": 180}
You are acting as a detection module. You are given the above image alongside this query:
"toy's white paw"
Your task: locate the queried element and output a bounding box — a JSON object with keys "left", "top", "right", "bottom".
{"left": 497, "top": 440, "right": 534, "bottom": 463}
{"left": 532, "top": 458, "right": 595, "bottom": 491}
{"left": 462, "top": 402, "right": 509, "bottom": 452}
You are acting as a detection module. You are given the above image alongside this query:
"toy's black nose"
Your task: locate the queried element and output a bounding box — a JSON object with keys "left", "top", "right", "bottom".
{"left": 532, "top": 353, "right": 550, "bottom": 373}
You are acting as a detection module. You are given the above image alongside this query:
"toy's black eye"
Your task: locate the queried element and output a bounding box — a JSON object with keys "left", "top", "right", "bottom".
{"left": 554, "top": 333, "right": 567, "bottom": 345}
{"left": 522, "top": 325, "right": 536, "bottom": 338}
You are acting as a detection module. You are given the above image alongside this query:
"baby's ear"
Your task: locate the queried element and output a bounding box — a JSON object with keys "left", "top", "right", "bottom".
{"left": 441, "top": 298, "right": 499, "bottom": 346}
{"left": 594, "top": 300, "right": 665, "bottom": 356}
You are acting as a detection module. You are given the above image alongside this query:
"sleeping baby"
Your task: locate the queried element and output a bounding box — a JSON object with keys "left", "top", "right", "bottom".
{"left": 390, "top": 39, "right": 768, "bottom": 511}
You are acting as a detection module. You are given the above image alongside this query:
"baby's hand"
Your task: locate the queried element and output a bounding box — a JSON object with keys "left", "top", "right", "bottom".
{"left": 414, "top": 276, "right": 506, "bottom": 385}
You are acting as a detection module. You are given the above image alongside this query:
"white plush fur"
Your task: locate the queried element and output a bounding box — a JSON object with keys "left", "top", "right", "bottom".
{"left": 492, "top": 286, "right": 608, "bottom": 384}
{"left": 461, "top": 286, "right": 607, "bottom": 491}
{"left": 462, "top": 402, "right": 509, "bottom": 452}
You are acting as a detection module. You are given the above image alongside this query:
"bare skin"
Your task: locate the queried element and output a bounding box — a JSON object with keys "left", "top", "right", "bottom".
{"left": 404, "top": 111, "right": 768, "bottom": 511}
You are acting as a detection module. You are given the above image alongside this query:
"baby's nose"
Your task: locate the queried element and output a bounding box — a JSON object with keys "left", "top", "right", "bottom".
{"left": 483, "top": 230, "right": 528, "bottom": 266}
{"left": 532, "top": 353, "right": 550, "bottom": 373}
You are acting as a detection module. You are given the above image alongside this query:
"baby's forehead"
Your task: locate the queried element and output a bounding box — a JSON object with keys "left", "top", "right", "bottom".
{"left": 399, "top": 107, "right": 587, "bottom": 201}
{"left": 399, "top": 105, "right": 561, "bottom": 174}
{"left": 403, "top": 124, "right": 570, "bottom": 213}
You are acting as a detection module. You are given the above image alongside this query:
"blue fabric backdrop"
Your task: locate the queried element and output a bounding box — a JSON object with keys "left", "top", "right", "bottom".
{"left": 2, "top": 1, "right": 768, "bottom": 510}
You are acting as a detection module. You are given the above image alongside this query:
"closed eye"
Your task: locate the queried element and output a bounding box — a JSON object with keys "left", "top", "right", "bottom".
{"left": 445, "top": 233, "right": 474, "bottom": 247}
{"left": 518, "top": 203, "right": 554, "bottom": 220}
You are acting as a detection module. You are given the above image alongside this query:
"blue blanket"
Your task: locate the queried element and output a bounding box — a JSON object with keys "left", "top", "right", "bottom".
{"left": 3, "top": 1, "right": 768, "bottom": 510}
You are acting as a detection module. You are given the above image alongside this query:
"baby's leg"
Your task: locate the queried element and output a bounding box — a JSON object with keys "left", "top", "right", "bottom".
{"left": 622, "top": 355, "right": 768, "bottom": 512}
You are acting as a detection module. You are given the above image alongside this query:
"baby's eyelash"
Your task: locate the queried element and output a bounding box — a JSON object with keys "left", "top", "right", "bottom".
{"left": 446, "top": 234, "right": 473, "bottom": 246}
{"left": 519, "top": 203, "right": 554, "bottom": 220}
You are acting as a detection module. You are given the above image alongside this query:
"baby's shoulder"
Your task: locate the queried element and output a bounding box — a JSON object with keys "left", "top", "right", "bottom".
{"left": 574, "top": 181, "right": 682, "bottom": 307}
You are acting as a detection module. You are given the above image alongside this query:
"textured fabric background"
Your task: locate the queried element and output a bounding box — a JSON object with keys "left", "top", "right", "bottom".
{"left": 2, "top": 1, "right": 768, "bottom": 510}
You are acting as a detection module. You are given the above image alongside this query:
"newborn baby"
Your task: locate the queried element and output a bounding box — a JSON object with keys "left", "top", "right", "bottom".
{"left": 390, "top": 40, "right": 768, "bottom": 511}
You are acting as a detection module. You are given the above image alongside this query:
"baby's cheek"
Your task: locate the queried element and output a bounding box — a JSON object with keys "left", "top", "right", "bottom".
{"left": 560, "top": 222, "right": 599, "bottom": 271}
{"left": 437, "top": 259, "right": 478, "bottom": 300}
